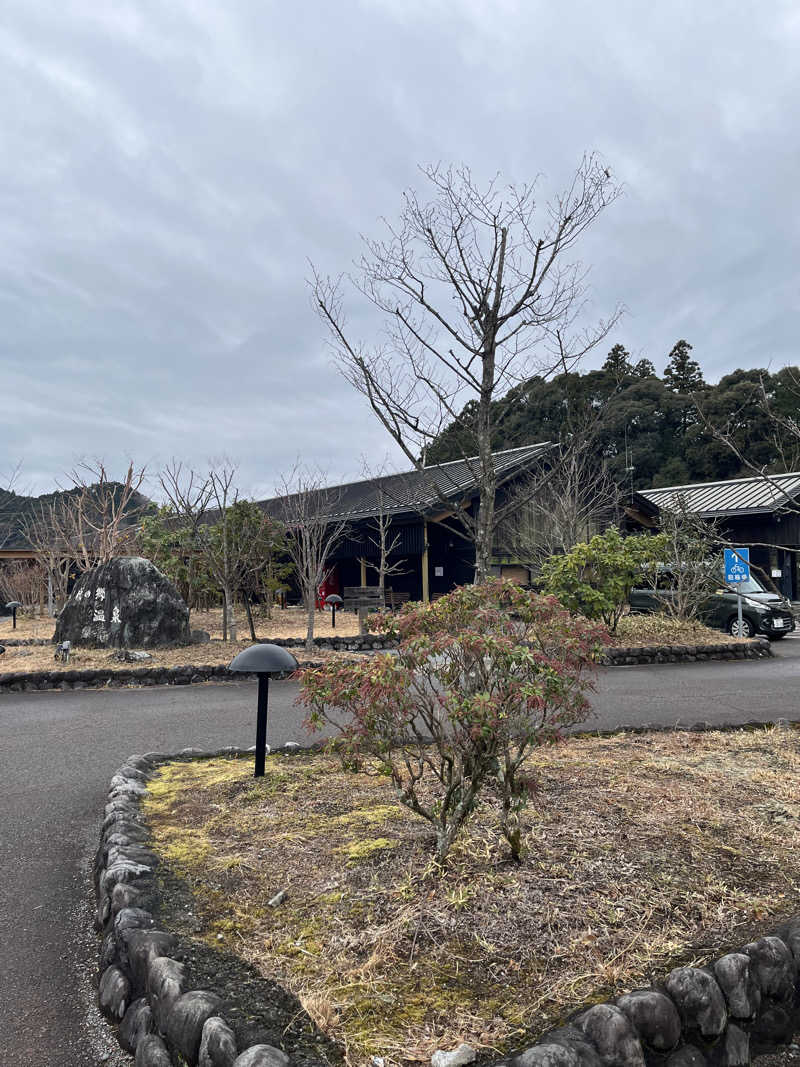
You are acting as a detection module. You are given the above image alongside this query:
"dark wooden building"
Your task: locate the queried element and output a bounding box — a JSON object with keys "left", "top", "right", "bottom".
{"left": 261, "top": 443, "right": 552, "bottom": 603}
{"left": 635, "top": 472, "right": 800, "bottom": 600}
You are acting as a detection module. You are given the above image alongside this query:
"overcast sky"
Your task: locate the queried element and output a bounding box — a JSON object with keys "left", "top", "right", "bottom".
{"left": 2, "top": 0, "right": 799, "bottom": 498}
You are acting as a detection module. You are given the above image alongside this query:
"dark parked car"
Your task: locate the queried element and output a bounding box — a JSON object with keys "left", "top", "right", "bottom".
{"left": 629, "top": 572, "right": 795, "bottom": 639}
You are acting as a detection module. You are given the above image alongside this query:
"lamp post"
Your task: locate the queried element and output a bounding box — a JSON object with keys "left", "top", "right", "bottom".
{"left": 5, "top": 602, "right": 21, "bottom": 630}
{"left": 325, "top": 593, "right": 343, "bottom": 629}
{"left": 228, "top": 644, "right": 299, "bottom": 777}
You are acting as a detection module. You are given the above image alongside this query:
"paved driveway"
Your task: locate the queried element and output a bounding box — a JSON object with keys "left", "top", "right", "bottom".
{"left": 1, "top": 636, "right": 799, "bottom": 1065}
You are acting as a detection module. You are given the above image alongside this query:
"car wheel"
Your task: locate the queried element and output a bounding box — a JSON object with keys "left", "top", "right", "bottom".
{"left": 727, "top": 615, "right": 754, "bottom": 638}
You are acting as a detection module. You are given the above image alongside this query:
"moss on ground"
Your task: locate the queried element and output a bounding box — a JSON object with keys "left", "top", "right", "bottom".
{"left": 142, "top": 730, "right": 800, "bottom": 1066}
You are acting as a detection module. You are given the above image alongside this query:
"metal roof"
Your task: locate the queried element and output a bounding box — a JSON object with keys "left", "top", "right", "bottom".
{"left": 639, "top": 472, "right": 800, "bottom": 518}
{"left": 261, "top": 442, "right": 553, "bottom": 524}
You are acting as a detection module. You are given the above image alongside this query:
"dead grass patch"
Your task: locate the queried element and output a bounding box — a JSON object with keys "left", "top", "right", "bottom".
{"left": 0, "top": 605, "right": 369, "bottom": 675}
{"left": 192, "top": 605, "right": 364, "bottom": 640}
{"left": 142, "top": 728, "right": 800, "bottom": 1066}
{"left": 613, "top": 614, "right": 741, "bottom": 647}
{"left": 0, "top": 639, "right": 363, "bottom": 674}
{"left": 0, "top": 613, "right": 53, "bottom": 639}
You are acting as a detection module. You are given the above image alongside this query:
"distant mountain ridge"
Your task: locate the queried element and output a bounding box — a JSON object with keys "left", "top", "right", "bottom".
{"left": 0, "top": 484, "right": 153, "bottom": 552}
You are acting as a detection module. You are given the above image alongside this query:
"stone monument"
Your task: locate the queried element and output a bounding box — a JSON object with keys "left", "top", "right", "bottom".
{"left": 54, "top": 556, "right": 190, "bottom": 649}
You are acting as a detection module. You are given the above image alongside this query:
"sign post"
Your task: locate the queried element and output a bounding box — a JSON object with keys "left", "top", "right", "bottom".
{"left": 723, "top": 548, "right": 751, "bottom": 636}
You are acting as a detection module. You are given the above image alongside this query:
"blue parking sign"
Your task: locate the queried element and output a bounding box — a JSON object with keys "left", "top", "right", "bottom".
{"left": 724, "top": 547, "right": 750, "bottom": 584}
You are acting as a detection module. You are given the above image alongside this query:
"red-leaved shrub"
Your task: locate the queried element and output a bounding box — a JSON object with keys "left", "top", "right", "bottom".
{"left": 300, "top": 579, "right": 606, "bottom": 862}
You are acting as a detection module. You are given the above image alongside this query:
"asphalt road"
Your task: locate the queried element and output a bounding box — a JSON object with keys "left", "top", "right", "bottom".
{"left": 2, "top": 636, "right": 800, "bottom": 1065}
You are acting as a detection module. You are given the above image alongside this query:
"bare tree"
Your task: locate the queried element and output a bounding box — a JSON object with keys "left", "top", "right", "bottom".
{"left": 15, "top": 462, "right": 148, "bottom": 615}
{"left": 202, "top": 465, "right": 243, "bottom": 641}
{"left": 0, "top": 560, "right": 47, "bottom": 614}
{"left": 18, "top": 497, "right": 74, "bottom": 614}
{"left": 641, "top": 503, "right": 722, "bottom": 622}
{"left": 357, "top": 461, "right": 409, "bottom": 591}
{"left": 504, "top": 437, "right": 622, "bottom": 574}
{"left": 314, "top": 156, "right": 621, "bottom": 581}
{"left": 277, "top": 466, "right": 349, "bottom": 654}
{"left": 695, "top": 372, "right": 800, "bottom": 506}
{"left": 156, "top": 460, "right": 215, "bottom": 622}
{"left": 50, "top": 461, "right": 148, "bottom": 572}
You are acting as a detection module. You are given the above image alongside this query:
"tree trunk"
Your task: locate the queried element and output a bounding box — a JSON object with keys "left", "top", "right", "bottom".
{"left": 472, "top": 229, "right": 505, "bottom": 584}
{"left": 474, "top": 437, "right": 497, "bottom": 582}
{"left": 244, "top": 594, "right": 256, "bottom": 641}
{"left": 228, "top": 593, "right": 237, "bottom": 642}
{"left": 222, "top": 587, "right": 237, "bottom": 642}
{"left": 305, "top": 589, "right": 315, "bottom": 655}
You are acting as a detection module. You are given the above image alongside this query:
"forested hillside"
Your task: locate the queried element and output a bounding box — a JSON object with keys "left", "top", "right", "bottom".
{"left": 427, "top": 341, "right": 800, "bottom": 490}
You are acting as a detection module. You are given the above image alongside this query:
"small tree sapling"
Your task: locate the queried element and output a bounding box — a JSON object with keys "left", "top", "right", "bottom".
{"left": 300, "top": 579, "right": 605, "bottom": 862}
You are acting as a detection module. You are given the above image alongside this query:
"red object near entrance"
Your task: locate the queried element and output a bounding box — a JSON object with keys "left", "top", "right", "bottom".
{"left": 316, "top": 570, "right": 339, "bottom": 609}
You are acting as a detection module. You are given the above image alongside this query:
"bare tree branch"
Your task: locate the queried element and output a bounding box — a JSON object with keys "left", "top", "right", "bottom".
{"left": 276, "top": 465, "right": 350, "bottom": 653}
{"left": 313, "top": 155, "right": 622, "bottom": 580}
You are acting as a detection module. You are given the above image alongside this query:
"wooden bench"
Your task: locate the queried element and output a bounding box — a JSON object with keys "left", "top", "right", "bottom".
{"left": 343, "top": 586, "right": 385, "bottom": 612}
{"left": 385, "top": 589, "right": 411, "bottom": 610}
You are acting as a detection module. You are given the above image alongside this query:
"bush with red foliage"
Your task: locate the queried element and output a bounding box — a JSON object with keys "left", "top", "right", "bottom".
{"left": 300, "top": 579, "right": 606, "bottom": 862}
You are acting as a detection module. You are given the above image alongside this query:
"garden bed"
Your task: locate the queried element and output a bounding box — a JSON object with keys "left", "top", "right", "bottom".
{"left": 0, "top": 638, "right": 364, "bottom": 676}
{"left": 0, "top": 604, "right": 364, "bottom": 643}
{"left": 142, "top": 727, "right": 800, "bottom": 1066}
{"left": 611, "top": 614, "right": 741, "bottom": 647}
{"left": 0, "top": 608, "right": 762, "bottom": 685}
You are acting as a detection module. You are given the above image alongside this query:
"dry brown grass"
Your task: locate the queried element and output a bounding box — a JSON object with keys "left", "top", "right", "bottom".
{"left": 0, "top": 639, "right": 358, "bottom": 674}
{"left": 0, "top": 604, "right": 367, "bottom": 675}
{"left": 192, "top": 605, "right": 363, "bottom": 640}
{"left": 1, "top": 604, "right": 362, "bottom": 643}
{"left": 0, "top": 613, "right": 53, "bottom": 639}
{"left": 613, "top": 613, "right": 740, "bottom": 646}
{"left": 143, "top": 728, "right": 800, "bottom": 1066}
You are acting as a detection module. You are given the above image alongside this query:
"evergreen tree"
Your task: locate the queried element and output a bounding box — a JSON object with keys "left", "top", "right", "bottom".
{"left": 427, "top": 350, "right": 800, "bottom": 492}
{"left": 602, "top": 343, "right": 634, "bottom": 382}
{"left": 633, "top": 358, "right": 656, "bottom": 378}
{"left": 663, "top": 340, "right": 704, "bottom": 393}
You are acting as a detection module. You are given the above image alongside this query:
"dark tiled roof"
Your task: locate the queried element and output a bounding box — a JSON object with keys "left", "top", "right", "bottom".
{"left": 261, "top": 443, "right": 553, "bottom": 523}
{"left": 639, "top": 472, "right": 800, "bottom": 517}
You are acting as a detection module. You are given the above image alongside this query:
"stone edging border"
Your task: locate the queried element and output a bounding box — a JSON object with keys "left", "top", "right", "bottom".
{"left": 0, "top": 638, "right": 775, "bottom": 693}
{"left": 96, "top": 744, "right": 307, "bottom": 1067}
{"left": 0, "top": 663, "right": 327, "bottom": 693}
{"left": 253, "top": 635, "right": 395, "bottom": 651}
{"left": 601, "top": 637, "right": 773, "bottom": 665}
{"left": 96, "top": 730, "right": 800, "bottom": 1067}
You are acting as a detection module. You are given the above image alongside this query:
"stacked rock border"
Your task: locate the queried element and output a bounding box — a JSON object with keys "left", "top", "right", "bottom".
{"left": 0, "top": 662, "right": 323, "bottom": 693}
{"left": 97, "top": 738, "right": 800, "bottom": 1067}
{"left": 600, "top": 638, "right": 773, "bottom": 666}
{"left": 1, "top": 637, "right": 774, "bottom": 694}
{"left": 96, "top": 745, "right": 303, "bottom": 1067}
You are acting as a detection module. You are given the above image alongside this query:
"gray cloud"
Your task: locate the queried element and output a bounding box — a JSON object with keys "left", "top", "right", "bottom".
{"left": 2, "top": 0, "right": 799, "bottom": 495}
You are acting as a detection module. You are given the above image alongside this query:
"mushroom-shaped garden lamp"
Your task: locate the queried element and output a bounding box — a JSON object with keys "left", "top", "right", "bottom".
{"left": 228, "top": 644, "right": 299, "bottom": 777}
{"left": 325, "top": 593, "right": 343, "bottom": 629}
{"left": 5, "top": 601, "right": 21, "bottom": 630}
